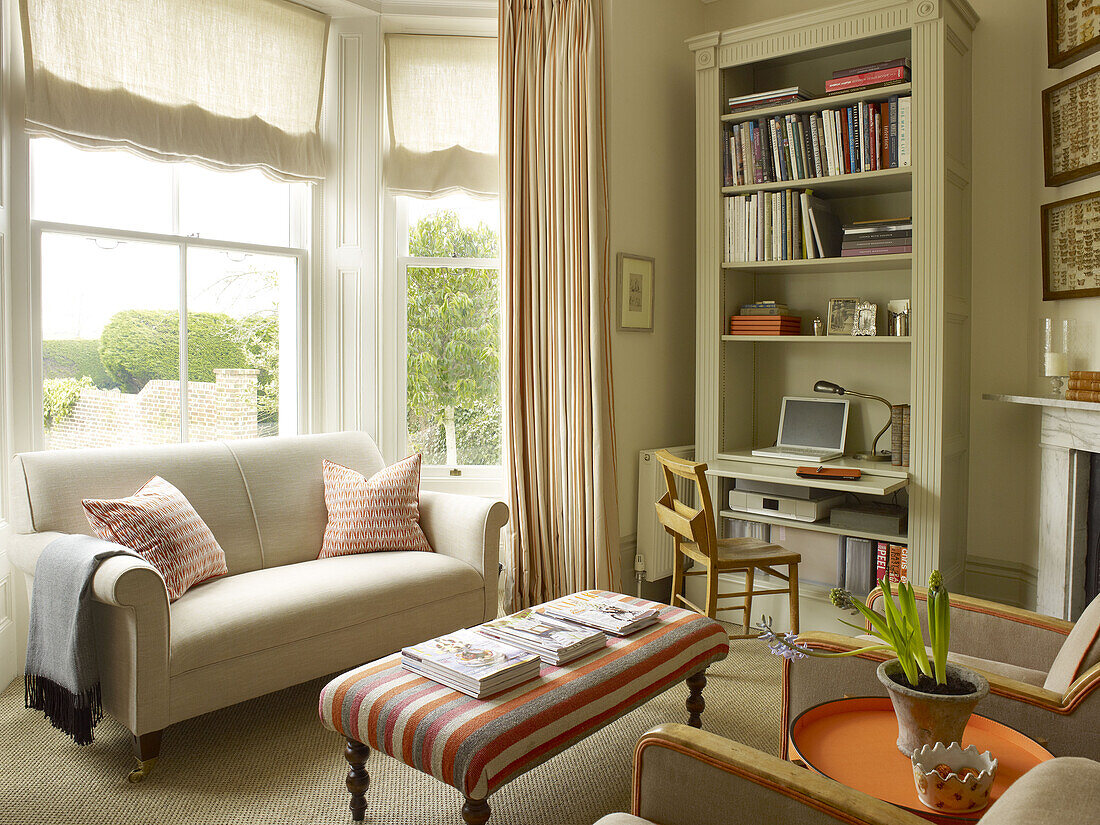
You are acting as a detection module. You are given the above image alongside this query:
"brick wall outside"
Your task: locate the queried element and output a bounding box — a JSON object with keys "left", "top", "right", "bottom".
{"left": 47, "top": 368, "right": 259, "bottom": 449}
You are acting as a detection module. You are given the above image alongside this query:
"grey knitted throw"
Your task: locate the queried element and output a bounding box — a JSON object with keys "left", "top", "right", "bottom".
{"left": 24, "top": 534, "right": 140, "bottom": 745}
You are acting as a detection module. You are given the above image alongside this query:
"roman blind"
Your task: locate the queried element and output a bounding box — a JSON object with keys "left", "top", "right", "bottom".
{"left": 20, "top": 0, "right": 330, "bottom": 182}
{"left": 386, "top": 34, "right": 499, "bottom": 197}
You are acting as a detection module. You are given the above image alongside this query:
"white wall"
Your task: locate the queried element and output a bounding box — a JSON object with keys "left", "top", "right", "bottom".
{"left": 605, "top": 0, "right": 704, "bottom": 574}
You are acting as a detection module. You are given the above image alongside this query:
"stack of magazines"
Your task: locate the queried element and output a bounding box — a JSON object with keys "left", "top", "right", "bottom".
{"left": 535, "top": 592, "right": 660, "bottom": 636}
{"left": 401, "top": 628, "right": 541, "bottom": 698}
{"left": 479, "top": 610, "right": 607, "bottom": 665}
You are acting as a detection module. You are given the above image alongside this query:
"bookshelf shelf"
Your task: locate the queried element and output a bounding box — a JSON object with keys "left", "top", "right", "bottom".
{"left": 721, "top": 83, "right": 913, "bottom": 125}
{"left": 722, "top": 253, "right": 912, "bottom": 274}
{"left": 721, "top": 166, "right": 912, "bottom": 197}
{"left": 718, "top": 509, "right": 908, "bottom": 544}
{"left": 721, "top": 335, "right": 912, "bottom": 343}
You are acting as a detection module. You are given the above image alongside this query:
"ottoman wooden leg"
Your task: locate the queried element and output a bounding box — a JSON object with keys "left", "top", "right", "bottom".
{"left": 344, "top": 739, "right": 371, "bottom": 822}
{"left": 461, "top": 796, "right": 491, "bottom": 825}
{"left": 686, "top": 669, "right": 707, "bottom": 729}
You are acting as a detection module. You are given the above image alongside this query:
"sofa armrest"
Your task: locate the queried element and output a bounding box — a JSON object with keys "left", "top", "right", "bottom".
{"left": 632, "top": 724, "right": 924, "bottom": 825}
{"left": 419, "top": 491, "right": 509, "bottom": 622}
{"left": 7, "top": 530, "right": 73, "bottom": 577}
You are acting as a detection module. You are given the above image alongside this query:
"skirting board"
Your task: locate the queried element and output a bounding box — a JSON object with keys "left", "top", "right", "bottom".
{"left": 964, "top": 555, "right": 1038, "bottom": 611}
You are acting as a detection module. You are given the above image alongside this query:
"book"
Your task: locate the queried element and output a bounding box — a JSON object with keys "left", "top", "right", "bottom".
{"left": 842, "top": 235, "right": 912, "bottom": 250}
{"left": 1068, "top": 379, "right": 1100, "bottom": 391}
{"left": 844, "top": 537, "right": 875, "bottom": 596}
{"left": 825, "top": 66, "right": 909, "bottom": 94}
{"left": 875, "top": 542, "right": 909, "bottom": 585}
{"left": 728, "top": 86, "right": 814, "bottom": 111}
{"left": 1070, "top": 371, "right": 1100, "bottom": 380}
{"left": 1067, "top": 390, "right": 1100, "bottom": 402}
{"left": 831, "top": 58, "right": 911, "bottom": 79}
{"left": 536, "top": 591, "right": 660, "bottom": 636}
{"left": 902, "top": 406, "right": 910, "bottom": 466}
{"left": 844, "top": 218, "right": 912, "bottom": 234}
{"left": 876, "top": 541, "right": 889, "bottom": 586}
{"left": 891, "top": 404, "right": 906, "bottom": 467}
{"left": 840, "top": 245, "right": 912, "bottom": 257}
{"left": 401, "top": 628, "right": 542, "bottom": 698}
{"left": 478, "top": 610, "right": 606, "bottom": 665}
{"left": 898, "top": 96, "right": 911, "bottom": 167}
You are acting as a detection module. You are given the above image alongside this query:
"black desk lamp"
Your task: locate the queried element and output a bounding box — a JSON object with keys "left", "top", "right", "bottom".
{"left": 814, "top": 380, "right": 892, "bottom": 462}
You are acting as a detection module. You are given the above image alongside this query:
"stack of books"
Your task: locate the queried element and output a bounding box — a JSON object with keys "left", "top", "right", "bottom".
{"left": 728, "top": 86, "right": 814, "bottom": 114}
{"left": 739, "top": 300, "right": 789, "bottom": 315}
{"left": 722, "top": 94, "right": 911, "bottom": 186}
{"left": 890, "top": 404, "right": 911, "bottom": 467}
{"left": 841, "top": 218, "right": 912, "bottom": 257}
{"left": 478, "top": 610, "right": 606, "bottom": 665}
{"left": 825, "top": 58, "right": 910, "bottom": 95}
{"left": 875, "top": 542, "right": 909, "bottom": 585}
{"left": 535, "top": 592, "right": 660, "bottom": 637}
{"left": 1067, "top": 371, "right": 1100, "bottom": 402}
{"left": 729, "top": 314, "right": 801, "bottom": 336}
{"left": 401, "top": 628, "right": 541, "bottom": 698}
{"left": 724, "top": 189, "right": 842, "bottom": 262}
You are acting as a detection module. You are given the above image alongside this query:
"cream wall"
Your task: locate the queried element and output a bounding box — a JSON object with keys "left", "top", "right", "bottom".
{"left": 605, "top": 0, "right": 704, "bottom": 565}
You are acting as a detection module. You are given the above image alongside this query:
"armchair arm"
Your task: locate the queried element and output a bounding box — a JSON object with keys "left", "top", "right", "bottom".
{"left": 632, "top": 724, "right": 924, "bottom": 825}
{"left": 867, "top": 586, "right": 1071, "bottom": 673}
{"left": 418, "top": 491, "right": 509, "bottom": 622}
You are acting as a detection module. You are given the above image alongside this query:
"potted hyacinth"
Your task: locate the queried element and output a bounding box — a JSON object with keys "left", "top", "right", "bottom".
{"left": 759, "top": 571, "right": 989, "bottom": 755}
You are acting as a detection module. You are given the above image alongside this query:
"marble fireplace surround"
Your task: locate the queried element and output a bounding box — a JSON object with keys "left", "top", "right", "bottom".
{"left": 985, "top": 394, "right": 1098, "bottom": 620}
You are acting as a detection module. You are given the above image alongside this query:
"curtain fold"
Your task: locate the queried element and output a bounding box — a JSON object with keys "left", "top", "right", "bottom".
{"left": 20, "top": 0, "right": 329, "bottom": 182}
{"left": 501, "top": 0, "right": 620, "bottom": 608}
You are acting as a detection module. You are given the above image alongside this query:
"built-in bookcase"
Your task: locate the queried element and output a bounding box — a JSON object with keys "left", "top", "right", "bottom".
{"left": 689, "top": 0, "right": 978, "bottom": 592}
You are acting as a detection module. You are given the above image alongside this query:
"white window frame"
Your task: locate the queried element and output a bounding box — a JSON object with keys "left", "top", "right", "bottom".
{"left": 29, "top": 161, "right": 312, "bottom": 450}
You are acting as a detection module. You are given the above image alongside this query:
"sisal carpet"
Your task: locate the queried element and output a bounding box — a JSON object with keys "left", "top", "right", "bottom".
{"left": 0, "top": 639, "right": 782, "bottom": 825}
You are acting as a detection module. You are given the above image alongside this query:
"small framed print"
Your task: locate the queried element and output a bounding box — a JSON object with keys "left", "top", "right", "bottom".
{"left": 826, "top": 297, "right": 859, "bottom": 335}
{"left": 853, "top": 301, "right": 878, "bottom": 336}
{"left": 1043, "top": 64, "right": 1100, "bottom": 187}
{"left": 1042, "top": 191, "right": 1100, "bottom": 300}
{"left": 617, "top": 253, "right": 654, "bottom": 331}
{"left": 1048, "top": 0, "right": 1100, "bottom": 69}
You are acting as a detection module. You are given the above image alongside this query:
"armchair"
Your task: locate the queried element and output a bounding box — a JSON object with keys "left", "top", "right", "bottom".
{"left": 593, "top": 724, "right": 1100, "bottom": 825}
{"left": 782, "top": 587, "right": 1100, "bottom": 759}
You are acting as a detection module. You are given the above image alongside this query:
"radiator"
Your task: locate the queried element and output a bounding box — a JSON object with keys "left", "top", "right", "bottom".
{"left": 636, "top": 445, "right": 695, "bottom": 582}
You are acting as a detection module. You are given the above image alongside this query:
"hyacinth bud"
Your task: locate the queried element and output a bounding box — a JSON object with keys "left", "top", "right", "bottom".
{"left": 928, "top": 569, "right": 943, "bottom": 591}
{"left": 829, "top": 587, "right": 854, "bottom": 610}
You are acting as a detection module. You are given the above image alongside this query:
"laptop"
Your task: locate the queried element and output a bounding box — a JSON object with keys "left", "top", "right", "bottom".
{"left": 751, "top": 396, "right": 849, "bottom": 462}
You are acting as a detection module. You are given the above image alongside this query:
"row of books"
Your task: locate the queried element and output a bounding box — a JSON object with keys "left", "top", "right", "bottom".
{"left": 400, "top": 592, "right": 660, "bottom": 698}
{"left": 890, "top": 404, "right": 911, "bottom": 468}
{"left": 729, "top": 314, "right": 801, "bottom": 336}
{"left": 842, "top": 218, "right": 913, "bottom": 258}
{"left": 1067, "top": 370, "right": 1100, "bottom": 402}
{"left": 722, "top": 94, "right": 912, "bottom": 187}
{"left": 840, "top": 538, "right": 909, "bottom": 596}
{"left": 725, "top": 59, "right": 911, "bottom": 113}
{"left": 723, "top": 189, "right": 842, "bottom": 263}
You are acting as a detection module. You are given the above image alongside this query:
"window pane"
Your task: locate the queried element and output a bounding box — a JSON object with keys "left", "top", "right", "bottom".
{"left": 41, "top": 233, "right": 181, "bottom": 448}
{"left": 178, "top": 165, "right": 293, "bottom": 247}
{"left": 31, "top": 137, "right": 174, "bottom": 233}
{"left": 402, "top": 194, "right": 500, "bottom": 258}
{"left": 186, "top": 249, "right": 298, "bottom": 440}
{"left": 406, "top": 265, "right": 501, "bottom": 466}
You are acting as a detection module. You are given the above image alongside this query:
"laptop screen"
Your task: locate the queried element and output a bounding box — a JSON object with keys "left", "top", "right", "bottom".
{"left": 778, "top": 397, "right": 848, "bottom": 450}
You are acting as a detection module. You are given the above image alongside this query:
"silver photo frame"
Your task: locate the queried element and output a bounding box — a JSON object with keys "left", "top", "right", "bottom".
{"left": 853, "top": 301, "right": 878, "bottom": 336}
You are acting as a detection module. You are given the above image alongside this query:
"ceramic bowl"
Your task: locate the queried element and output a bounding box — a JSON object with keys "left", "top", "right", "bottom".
{"left": 911, "top": 742, "right": 998, "bottom": 813}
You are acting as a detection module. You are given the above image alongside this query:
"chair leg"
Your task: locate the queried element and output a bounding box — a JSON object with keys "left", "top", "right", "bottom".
{"left": 670, "top": 548, "right": 685, "bottom": 609}
{"left": 788, "top": 562, "right": 800, "bottom": 635}
{"left": 128, "top": 729, "right": 163, "bottom": 783}
{"left": 704, "top": 562, "right": 719, "bottom": 619}
{"left": 742, "top": 567, "right": 755, "bottom": 636}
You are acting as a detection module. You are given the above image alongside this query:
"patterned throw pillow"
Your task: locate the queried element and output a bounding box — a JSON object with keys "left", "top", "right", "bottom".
{"left": 83, "top": 476, "right": 228, "bottom": 602}
{"left": 319, "top": 455, "right": 432, "bottom": 559}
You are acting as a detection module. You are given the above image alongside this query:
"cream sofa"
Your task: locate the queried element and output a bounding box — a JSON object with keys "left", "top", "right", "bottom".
{"left": 7, "top": 431, "right": 508, "bottom": 779}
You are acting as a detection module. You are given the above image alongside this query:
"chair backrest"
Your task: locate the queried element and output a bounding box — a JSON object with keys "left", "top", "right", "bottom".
{"left": 653, "top": 449, "right": 718, "bottom": 563}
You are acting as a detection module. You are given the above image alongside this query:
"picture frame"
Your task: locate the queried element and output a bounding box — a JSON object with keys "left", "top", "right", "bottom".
{"left": 1041, "top": 190, "right": 1100, "bottom": 300}
{"left": 853, "top": 301, "right": 878, "bottom": 336}
{"left": 1047, "top": 0, "right": 1100, "bottom": 69}
{"left": 617, "top": 253, "right": 655, "bottom": 331}
{"left": 826, "top": 297, "right": 859, "bottom": 336}
{"left": 1043, "top": 63, "right": 1100, "bottom": 187}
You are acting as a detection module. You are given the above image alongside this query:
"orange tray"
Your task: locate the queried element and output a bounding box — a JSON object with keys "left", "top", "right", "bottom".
{"left": 788, "top": 697, "right": 1053, "bottom": 824}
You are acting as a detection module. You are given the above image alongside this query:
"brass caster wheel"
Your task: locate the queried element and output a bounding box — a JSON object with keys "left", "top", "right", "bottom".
{"left": 127, "top": 757, "right": 157, "bottom": 783}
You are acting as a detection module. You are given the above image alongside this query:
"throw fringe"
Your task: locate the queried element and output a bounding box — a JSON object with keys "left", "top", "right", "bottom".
{"left": 25, "top": 673, "right": 103, "bottom": 746}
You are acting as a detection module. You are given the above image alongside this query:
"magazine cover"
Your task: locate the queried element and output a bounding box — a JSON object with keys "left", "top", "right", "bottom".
{"left": 402, "top": 628, "right": 537, "bottom": 680}
{"left": 481, "top": 610, "right": 602, "bottom": 648}
{"left": 539, "top": 591, "right": 658, "bottom": 631}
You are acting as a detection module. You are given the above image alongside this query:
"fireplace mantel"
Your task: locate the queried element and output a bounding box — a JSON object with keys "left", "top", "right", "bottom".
{"left": 984, "top": 393, "right": 1100, "bottom": 619}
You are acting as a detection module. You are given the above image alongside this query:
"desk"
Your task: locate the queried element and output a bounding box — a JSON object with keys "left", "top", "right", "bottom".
{"left": 788, "top": 697, "right": 1053, "bottom": 824}
{"left": 708, "top": 451, "right": 909, "bottom": 496}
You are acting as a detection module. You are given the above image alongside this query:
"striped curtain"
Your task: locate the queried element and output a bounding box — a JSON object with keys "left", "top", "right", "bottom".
{"left": 500, "top": 0, "right": 620, "bottom": 608}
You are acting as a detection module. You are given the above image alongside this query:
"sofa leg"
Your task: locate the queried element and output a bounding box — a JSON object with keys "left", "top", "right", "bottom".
{"left": 128, "top": 730, "right": 163, "bottom": 783}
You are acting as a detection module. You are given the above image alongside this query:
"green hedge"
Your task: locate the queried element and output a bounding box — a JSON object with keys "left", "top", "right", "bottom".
{"left": 42, "top": 339, "right": 114, "bottom": 387}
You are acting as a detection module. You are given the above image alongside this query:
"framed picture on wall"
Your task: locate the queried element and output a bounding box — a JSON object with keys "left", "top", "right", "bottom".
{"left": 617, "top": 253, "right": 655, "bottom": 331}
{"left": 1047, "top": 0, "right": 1100, "bottom": 68}
{"left": 1043, "top": 63, "right": 1100, "bottom": 187}
{"left": 1041, "top": 190, "right": 1100, "bottom": 300}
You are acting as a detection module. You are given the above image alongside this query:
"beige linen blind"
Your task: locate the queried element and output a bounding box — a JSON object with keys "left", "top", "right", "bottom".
{"left": 386, "top": 34, "right": 498, "bottom": 197}
{"left": 20, "top": 0, "right": 329, "bottom": 182}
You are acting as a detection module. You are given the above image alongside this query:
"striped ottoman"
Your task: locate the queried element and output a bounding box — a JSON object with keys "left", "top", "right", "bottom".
{"left": 318, "top": 592, "right": 728, "bottom": 824}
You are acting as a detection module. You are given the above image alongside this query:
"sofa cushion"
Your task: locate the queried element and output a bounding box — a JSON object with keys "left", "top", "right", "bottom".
{"left": 83, "top": 476, "right": 228, "bottom": 601}
{"left": 169, "top": 550, "right": 483, "bottom": 675}
{"left": 981, "top": 757, "right": 1100, "bottom": 825}
{"left": 319, "top": 456, "right": 431, "bottom": 559}
{"left": 1044, "top": 594, "right": 1100, "bottom": 695}
{"left": 854, "top": 636, "right": 1048, "bottom": 687}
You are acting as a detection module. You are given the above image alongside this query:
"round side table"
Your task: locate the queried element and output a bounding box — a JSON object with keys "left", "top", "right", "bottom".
{"left": 788, "top": 697, "right": 1054, "bottom": 824}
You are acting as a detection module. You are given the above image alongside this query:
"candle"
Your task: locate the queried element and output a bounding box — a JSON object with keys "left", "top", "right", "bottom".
{"left": 1045, "top": 352, "right": 1068, "bottom": 377}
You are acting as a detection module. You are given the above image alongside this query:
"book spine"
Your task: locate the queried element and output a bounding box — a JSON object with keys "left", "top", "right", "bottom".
{"left": 889, "top": 96, "right": 899, "bottom": 167}
{"left": 808, "top": 113, "right": 822, "bottom": 178}
{"left": 783, "top": 116, "right": 797, "bottom": 180}
{"left": 898, "top": 96, "right": 911, "bottom": 167}
{"left": 876, "top": 542, "right": 889, "bottom": 586}
{"left": 842, "top": 236, "right": 913, "bottom": 249}
{"left": 891, "top": 405, "right": 904, "bottom": 467}
{"left": 902, "top": 405, "right": 910, "bottom": 466}
{"left": 825, "top": 66, "right": 909, "bottom": 93}
{"left": 724, "top": 131, "right": 734, "bottom": 186}
{"left": 738, "top": 124, "right": 750, "bottom": 186}
{"left": 848, "top": 107, "right": 859, "bottom": 173}
{"left": 800, "top": 114, "right": 814, "bottom": 178}
{"left": 772, "top": 118, "right": 786, "bottom": 181}
{"left": 731, "top": 126, "right": 743, "bottom": 186}
{"left": 1067, "top": 390, "right": 1100, "bottom": 402}
{"left": 1067, "top": 379, "right": 1100, "bottom": 390}
{"left": 843, "top": 230, "right": 913, "bottom": 242}
{"left": 873, "top": 108, "right": 882, "bottom": 170}
{"left": 841, "top": 245, "right": 913, "bottom": 257}
{"left": 758, "top": 119, "right": 771, "bottom": 183}
{"left": 791, "top": 190, "right": 802, "bottom": 258}
{"left": 1070, "top": 370, "right": 1100, "bottom": 380}
{"left": 879, "top": 103, "right": 888, "bottom": 169}
{"left": 831, "top": 58, "right": 911, "bottom": 79}
{"left": 752, "top": 122, "right": 764, "bottom": 184}
{"left": 858, "top": 101, "right": 868, "bottom": 171}
{"left": 821, "top": 110, "right": 834, "bottom": 176}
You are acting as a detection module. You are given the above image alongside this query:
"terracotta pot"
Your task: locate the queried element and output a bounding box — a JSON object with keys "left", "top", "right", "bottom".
{"left": 876, "top": 660, "right": 989, "bottom": 756}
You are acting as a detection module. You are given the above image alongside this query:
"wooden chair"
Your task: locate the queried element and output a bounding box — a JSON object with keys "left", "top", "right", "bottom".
{"left": 653, "top": 449, "right": 800, "bottom": 637}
